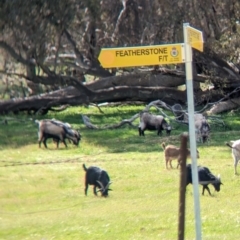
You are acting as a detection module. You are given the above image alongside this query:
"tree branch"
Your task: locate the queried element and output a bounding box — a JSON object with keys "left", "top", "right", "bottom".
{"left": 111, "top": 0, "right": 128, "bottom": 41}
{"left": 0, "top": 41, "right": 34, "bottom": 67}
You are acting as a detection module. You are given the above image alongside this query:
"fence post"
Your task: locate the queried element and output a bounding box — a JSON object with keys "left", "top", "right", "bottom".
{"left": 178, "top": 132, "right": 188, "bottom": 240}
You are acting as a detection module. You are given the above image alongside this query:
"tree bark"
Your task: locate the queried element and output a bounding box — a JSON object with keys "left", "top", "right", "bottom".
{"left": 0, "top": 85, "right": 188, "bottom": 114}
{"left": 1, "top": 68, "right": 240, "bottom": 115}
{"left": 208, "top": 97, "right": 240, "bottom": 114}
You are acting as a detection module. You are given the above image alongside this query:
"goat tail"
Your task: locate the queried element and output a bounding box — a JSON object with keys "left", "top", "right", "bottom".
{"left": 82, "top": 163, "right": 88, "bottom": 172}
{"left": 161, "top": 142, "right": 166, "bottom": 150}
{"left": 226, "top": 142, "right": 234, "bottom": 149}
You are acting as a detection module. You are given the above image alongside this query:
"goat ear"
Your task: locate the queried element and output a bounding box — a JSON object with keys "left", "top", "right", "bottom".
{"left": 108, "top": 188, "right": 113, "bottom": 191}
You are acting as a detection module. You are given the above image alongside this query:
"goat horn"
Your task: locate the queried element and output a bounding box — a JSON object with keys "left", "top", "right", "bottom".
{"left": 96, "top": 180, "right": 104, "bottom": 190}
{"left": 105, "top": 182, "right": 112, "bottom": 190}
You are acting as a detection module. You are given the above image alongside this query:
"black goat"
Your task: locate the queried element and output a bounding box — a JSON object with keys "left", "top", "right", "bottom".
{"left": 186, "top": 164, "right": 223, "bottom": 195}
{"left": 82, "top": 163, "right": 112, "bottom": 197}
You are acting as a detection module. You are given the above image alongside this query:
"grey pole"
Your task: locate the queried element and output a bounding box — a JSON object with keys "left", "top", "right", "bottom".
{"left": 183, "top": 22, "right": 202, "bottom": 240}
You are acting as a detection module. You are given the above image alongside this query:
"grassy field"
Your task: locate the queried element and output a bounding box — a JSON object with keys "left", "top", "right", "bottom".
{"left": 1, "top": 105, "right": 240, "bottom": 240}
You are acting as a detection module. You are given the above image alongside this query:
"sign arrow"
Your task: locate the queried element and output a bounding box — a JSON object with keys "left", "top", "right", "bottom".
{"left": 98, "top": 44, "right": 185, "bottom": 68}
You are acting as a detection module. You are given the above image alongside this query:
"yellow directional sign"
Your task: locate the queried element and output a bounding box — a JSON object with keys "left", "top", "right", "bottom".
{"left": 186, "top": 26, "right": 203, "bottom": 52}
{"left": 98, "top": 44, "right": 185, "bottom": 68}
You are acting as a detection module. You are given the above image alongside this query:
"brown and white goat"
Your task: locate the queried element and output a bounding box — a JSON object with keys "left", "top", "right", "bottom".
{"left": 161, "top": 142, "right": 200, "bottom": 169}
{"left": 50, "top": 119, "right": 81, "bottom": 146}
{"left": 35, "top": 119, "right": 80, "bottom": 148}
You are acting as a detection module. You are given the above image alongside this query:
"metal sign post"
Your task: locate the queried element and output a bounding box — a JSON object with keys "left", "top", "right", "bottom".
{"left": 98, "top": 23, "right": 204, "bottom": 239}
{"left": 183, "top": 22, "right": 202, "bottom": 240}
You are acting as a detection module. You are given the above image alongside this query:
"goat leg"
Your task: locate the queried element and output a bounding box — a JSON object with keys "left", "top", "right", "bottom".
{"left": 170, "top": 160, "right": 174, "bottom": 168}
{"left": 202, "top": 185, "right": 212, "bottom": 195}
{"left": 157, "top": 129, "right": 162, "bottom": 136}
{"left": 234, "top": 158, "right": 238, "bottom": 175}
{"left": 84, "top": 184, "right": 88, "bottom": 196}
{"left": 177, "top": 160, "right": 180, "bottom": 169}
{"left": 43, "top": 138, "right": 48, "bottom": 149}
{"left": 165, "top": 160, "right": 169, "bottom": 169}
{"left": 138, "top": 128, "right": 142, "bottom": 136}
{"left": 93, "top": 186, "right": 98, "bottom": 196}
{"left": 62, "top": 139, "right": 68, "bottom": 148}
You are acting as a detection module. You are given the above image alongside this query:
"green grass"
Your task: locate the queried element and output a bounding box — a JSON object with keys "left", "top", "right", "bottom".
{"left": 1, "top": 105, "right": 240, "bottom": 239}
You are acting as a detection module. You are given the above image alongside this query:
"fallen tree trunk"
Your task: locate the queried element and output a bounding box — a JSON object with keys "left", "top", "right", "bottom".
{"left": 1, "top": 83, "right": 239, "bottom": 115}
{"left": 207, "top": 97, "right": 240, "bottom": 114}
{"left": 1, "top": 68, "right": 240, "bottom": 115}
{"left": 0, "top": 86, "right": 188, "bottom": 114}
{"left": 87, "top": 71, "right": 206, "bottom": 90}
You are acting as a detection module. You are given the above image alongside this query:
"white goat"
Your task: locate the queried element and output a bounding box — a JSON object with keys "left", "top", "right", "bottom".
{"left": 194, "top": 114, "right": 210, "bottom": 143}
{"left": 161, "top": 142, "right": 200, "bottom": 169}
{"left": 184, "top": 113, "right": 210, "bottom": 143}
{"left": 226, "top": 140, "right": 240, "bottom": 175}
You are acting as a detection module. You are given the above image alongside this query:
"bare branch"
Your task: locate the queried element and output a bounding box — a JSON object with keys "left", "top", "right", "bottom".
{"left": 63, "top": 29, "right": 91, "bottom": 70}
{"left": 81, "top": 113, "right": 139, "bottom": 130}
{"left": 111, "top": 0, "right": 128, "bottom": 41}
